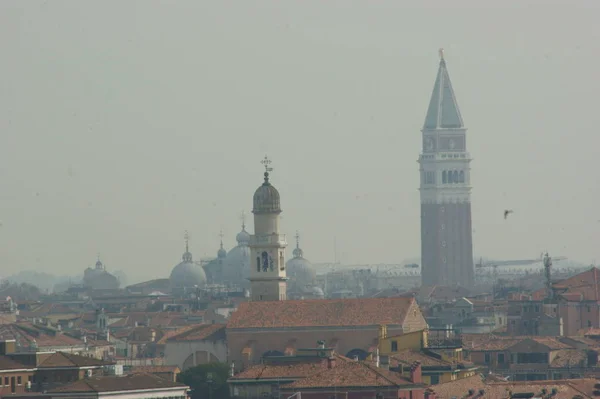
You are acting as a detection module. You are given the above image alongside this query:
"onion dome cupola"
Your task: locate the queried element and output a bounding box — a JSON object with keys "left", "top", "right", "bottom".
{"left": 252, "top": 157, "right": 281, "bottom": 214}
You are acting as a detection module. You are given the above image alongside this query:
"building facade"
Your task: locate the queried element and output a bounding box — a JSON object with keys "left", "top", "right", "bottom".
{"left": 248, "top": 157, "right": 288, "bottom": 302}
{"left": 419, "top": 51, "right": 474, "bottom": 287}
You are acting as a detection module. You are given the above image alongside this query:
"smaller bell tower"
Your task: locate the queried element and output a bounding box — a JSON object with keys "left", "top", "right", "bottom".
{"left": 248, "top": 156, "right": 288, "bottom": 301}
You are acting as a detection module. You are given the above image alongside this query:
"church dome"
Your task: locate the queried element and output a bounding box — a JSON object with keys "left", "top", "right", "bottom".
{"left": 169, "top": 234, "right": 207, "bottom": 290}
{"left": 170, "top": 261, "right": 207, "bottom": 289}
{"left": 236, "top": 228, "right": 251, "bottom": 245}
{"left": 286, "top": 233, "right": 316, "bottom": 290}
{"left": 253, "top": 172, "right": 281, "bottom": 214}
{"left": 224, "top": 224, "right": 251, "bottom": 288}
{"left": 312, "top": 286, "right": 325, "bottom": 298}
{"left": 217, "top": 247, "right": 227, "bottom": 258}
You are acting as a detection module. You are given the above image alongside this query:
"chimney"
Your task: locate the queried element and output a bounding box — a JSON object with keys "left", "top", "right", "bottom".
{"left": 353, "top": 355, "right": 359, "bottom": 362}
{"left": 229, "top": 362, "right": 235, "bottom": 377}
{"left": 379, "top": 325, "right": 388, "bottom": 340}
{"left": 410, "top": 361, "right": 422, "bottom": 384}
{"left": 375, "top": 348, "right": 380, "bottom": 368}
{"left": 425, "top": 389, "right": 436, "bottom": 399}
{"left": 317, "top": 340, "right": 325, "bottom": 349}
{"left": 327, "top": 357, "right": 336, "bottom": 369}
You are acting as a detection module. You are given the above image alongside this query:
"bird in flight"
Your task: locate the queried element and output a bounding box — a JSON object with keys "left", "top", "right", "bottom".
{"left": 504, "top": 210, "right": 514, "bottom": 219}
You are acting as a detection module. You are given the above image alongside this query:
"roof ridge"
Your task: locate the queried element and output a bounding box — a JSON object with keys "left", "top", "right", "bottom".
{"left": 358, "top": 361, "right": 404, "bottom": 386}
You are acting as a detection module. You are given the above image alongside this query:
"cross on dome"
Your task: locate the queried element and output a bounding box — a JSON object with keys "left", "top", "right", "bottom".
{"left": 261, "top": 155, "right": 274, "bottom": 184}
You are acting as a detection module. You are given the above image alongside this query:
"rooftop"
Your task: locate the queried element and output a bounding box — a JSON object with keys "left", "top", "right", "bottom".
{"left": 49, "top": 373, "right": 188, "bottom": 393}
{"left": 227, "top": 297, "right": 418, "bottom": 329}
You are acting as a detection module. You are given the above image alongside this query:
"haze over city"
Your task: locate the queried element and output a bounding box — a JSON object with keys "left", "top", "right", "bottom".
{"left": 1, "top": 0, "right": 599, "bottom": 283}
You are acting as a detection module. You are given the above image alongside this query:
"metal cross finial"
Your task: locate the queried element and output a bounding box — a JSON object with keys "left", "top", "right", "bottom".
{"left": 184, "top": 230, "right": 190, "bottom": 252}
{"left": 261, "top": 155, "right": 273, "bottom": 173}
{"left": 240, "top": 211, "right": 246, "bottom": 230}
{"left": 439, "top": 48, "right": 444, "bottom": 60}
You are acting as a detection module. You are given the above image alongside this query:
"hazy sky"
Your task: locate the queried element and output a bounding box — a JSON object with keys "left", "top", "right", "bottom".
{"left": 1, "top": 0, "right": 599, "bottom": 283}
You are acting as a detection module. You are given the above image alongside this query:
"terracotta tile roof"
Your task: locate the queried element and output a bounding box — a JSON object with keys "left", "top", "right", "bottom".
{"left": 578, "top": 328, "right": 600, "bottom": 336}
{"left": 164, "top": 323, "right": 225, "bottom": 342}
{"left": 390, "top": 350, "right": 450, "bottom": 367}
{"left": 529, "top": 337, "right": 573, "bottom": 350}
{"left": 38, "top": 352, "right": 113, "bottom": 368}
{"left": 432, "top": 374, "right": 594, "bottom": 399}
{"left": 284, "top": 360, "right": 418, "bottom": 389}
{"left": 461, "top": 334, "right": 520, "bottom": 351}
{"left": 231, "top": 356, "right": 349, "bottom": 381}
{"left": 228, "top": 297, "right": 417, "bottom": 329}
{"left": 49, "top": 373, "right": 188, "bottom": 393}
{"left": 0, "top": 323, "right": 84, "bottom": 348}
{"left": 462, "top": 335, "right": 573, "bottom": 351}
{"left": 0, "top": 356, "right": 31, "bottom": 371}
{"left": 550, "top": 349, "right": 587, "bottom": 367}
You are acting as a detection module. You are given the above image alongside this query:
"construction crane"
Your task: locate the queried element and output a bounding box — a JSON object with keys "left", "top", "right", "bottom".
{"left": 475, "top": 253, "right": 567, "bottom": 298}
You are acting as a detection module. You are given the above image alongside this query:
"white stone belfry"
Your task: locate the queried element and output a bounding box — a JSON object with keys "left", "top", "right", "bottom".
{"left": 248, "top": 156, "right": 288, "bottom": 301}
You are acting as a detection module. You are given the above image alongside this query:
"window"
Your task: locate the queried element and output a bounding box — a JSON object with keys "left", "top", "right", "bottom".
{"left": 484, "top": 353, "right": 490, "bottom": 364}
{"left": 452, "top": 170, "right": 459, "bottom": 183}
{"left": 587, "top": 305, "right": 591, "bottom": 312}
{"left": 442, "top": 171, "right": 447, "bottom": 184}
{"left": 391, "top": 341, "right": 398, "bottom": 352}
{"left": 535, "top": 305, "right": 540, "bottom": 313}
{"left": 256, "top": 257, "right": 260, "bottom": 272}
{"left": 459, "top": 170, "right": 465, "bottom": 183}
{"left": 497, "top": 353, "right": 505, "bottom": 364}
{"left": 17, "top": 376, "right": 22, "bottom": 385}
{"left": 430, "top": 375, "right": 440, "bottom": 384}
{"left": 588, "top": 320, "right": 592, "bottom": 327}
{"left": 448, "top": 171, "right": 453, "bottom": 184}
{"left": 4, "top": 377, "right": 7, "bottom": 386}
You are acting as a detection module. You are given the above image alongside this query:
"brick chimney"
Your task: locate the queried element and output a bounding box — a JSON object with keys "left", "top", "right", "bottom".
{"left": 327, "top": 357, "right": 336, "bottom": 369}
{"left": 424, "top": 389, "right": 436, "bottom": 399}
{"left": 410, "top": 361, "right": 422, "bottom": 384}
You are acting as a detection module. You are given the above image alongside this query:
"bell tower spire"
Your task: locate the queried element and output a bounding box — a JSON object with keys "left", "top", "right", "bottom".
{"left": 249, "top": 156, "right": 288, "bottom": 301}
{"left": 418, "top": 50, "right": 474, "bottom": 288}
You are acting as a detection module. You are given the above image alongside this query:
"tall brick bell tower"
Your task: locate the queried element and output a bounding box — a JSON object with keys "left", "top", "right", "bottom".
{"left": 419, "top": 50, "right": 474, "bottom": 288}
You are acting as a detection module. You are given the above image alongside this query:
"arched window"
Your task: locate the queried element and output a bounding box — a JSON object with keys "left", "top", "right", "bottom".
{"left": 459, "top": 170, "right": 465, "bottom": 183}
{"left": 442, "top": 171, "right": 447, "bottom": 184}
{"left": 453, "top": 170, "right": 459, "bottom": 183}
{"left": 256, "top": 257, "right": 261, "bottom": 272}
{"left": 261, "top": 251, "right": 269, "bottom": 272}
{"left": 448, "top": 171, "right": 453, "bottom": 184}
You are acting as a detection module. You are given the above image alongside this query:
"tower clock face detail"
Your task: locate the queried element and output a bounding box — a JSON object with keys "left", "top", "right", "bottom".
{"left": 425, "top": 138, "right": 434, "bottom": 151}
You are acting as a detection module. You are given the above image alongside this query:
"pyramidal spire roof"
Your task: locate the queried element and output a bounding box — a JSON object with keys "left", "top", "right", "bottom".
{"left": 423, "top": 50, "right": 464, "bottom": 130}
